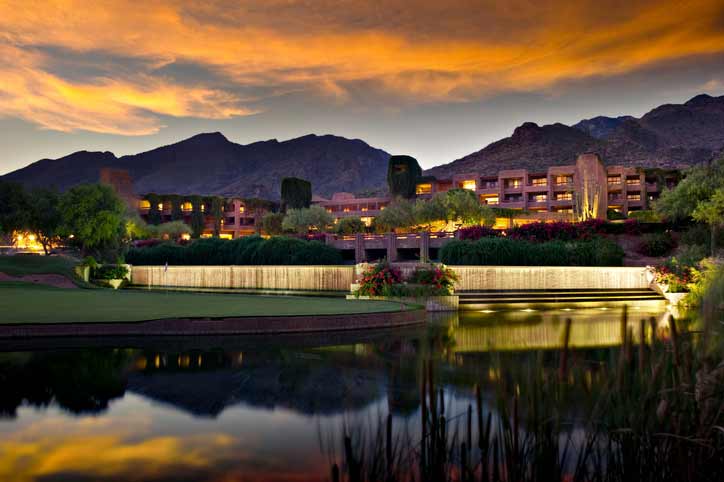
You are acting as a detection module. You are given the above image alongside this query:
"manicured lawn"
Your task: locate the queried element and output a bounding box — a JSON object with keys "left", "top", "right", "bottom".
{"left": 0, "top": 283, "right": 406, "bottom": 324}
{"left": 0, "top": 254, "right": 79, "bottom": 277}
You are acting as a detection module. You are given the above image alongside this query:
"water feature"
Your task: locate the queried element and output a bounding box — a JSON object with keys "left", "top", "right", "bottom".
{"left": 0, "top": 306, "right": 673, "bottom": 481}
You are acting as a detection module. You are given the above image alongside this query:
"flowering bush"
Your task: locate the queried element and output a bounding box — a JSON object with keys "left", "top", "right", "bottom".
{"left": 356, "top": 261, "right": 402, "bottom": 296}
{"left": 650, "top": 258, "right": 693, "bottom": 293}
{"left": 457, "top": 225, "right": 500, "bottom": 241}
{"left": 409, "top": 264, "right": 459, "bottom": 295}
{"left": 507, "top": 221, "right": 599, "bottom": 242}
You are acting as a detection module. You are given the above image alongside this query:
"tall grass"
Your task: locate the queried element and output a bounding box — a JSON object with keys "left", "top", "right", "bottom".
{"left": 330, "top": 304, "right": 724, "bottom": 481}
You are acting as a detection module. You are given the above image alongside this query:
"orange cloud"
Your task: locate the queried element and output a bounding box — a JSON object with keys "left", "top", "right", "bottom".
{"left": 0, "top": 0, "right": 722, "bottom": 134}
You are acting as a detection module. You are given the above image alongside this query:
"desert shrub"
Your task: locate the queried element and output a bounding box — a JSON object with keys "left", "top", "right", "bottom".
{"left": 457, "top": 225, "right": 500, "bottom": 241}
{"left": 126, "top": 236, "right": 342, "bottom": 265}
{"left": 336, "top": 217, "right": 367, "bottom": 235}
{"left": 93, "top": 264, "right": 129, "bottom": 280}
{"left": 637, "top": 232, "right": 676, "bottom": 256}
{"left": 440, "top": 237, "right": 623, "bottom": 266}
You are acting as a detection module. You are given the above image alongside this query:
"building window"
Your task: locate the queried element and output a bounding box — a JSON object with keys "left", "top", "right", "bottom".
{"left": 343, "top": 207, "right": 350, "bottom": 213}
{"left": 504, "top": 194, "right": 522, "bottom": 202}
{"left": 555, "top": 192, "right": 572, "bottom": 201}
{"left": 239, "top": 205, "right": 245, "bottom": 213}
{"left": 554, "top": 208, "right": 573, "bottom": 214}
{"left": 530, "top": 177, "right": 547, "bottom": 187}
{"left": 607, "top": 175, "right": 621, "bottom": 185}
{"left": 157, "top": 203, "right": 164, "bottom": 211}
{"left": 380, "top": 205, "right": 386, "bottom": 210}
{"left": 326, "top": 208, "right": 333, "bottom": 213}
{"left": 460, "top": 180, "right": 476, "bottom": 191}
{"left": 481, "top": 180, "right": 498, "bottom": 189}
{"left": 505, "top": 178, "right": 522, "bottom": 189}
{"left": 481, "top": 195, "right": 498, "bottom": 205}
{"left": 181, "top": 202, "right": 193, "bottom": 212}
{"left": 530, "top": 194, "right": 547, "bottom": 203}
{"left": 360, "top": 216, "right": 373, "bottom": 227}
{"left": 626, "top": 177, "right": 640, "bottom": 186}
{"left": 627, "top": 193, "right": 641, "bottom": 201}
{"left": 361, "top": 207, "right": 368, "bottom": 212}
{"left": 415, "top": 183, "right": 432, "bottom": 195}
{"left": 139, "top": 200, "right": 151, "bottom": 209}
{"left": 556, "top": 175, "right": 573, "bottom": 186}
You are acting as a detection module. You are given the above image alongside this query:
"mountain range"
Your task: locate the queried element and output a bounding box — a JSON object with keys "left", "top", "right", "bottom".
{"left": 3, "top": 94, "right": 723, "bottom": 197}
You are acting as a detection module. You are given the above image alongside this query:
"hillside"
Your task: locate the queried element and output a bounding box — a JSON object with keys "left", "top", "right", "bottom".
{"left": 427, "top": 94, "right": 724, "bottom": 178}
{"left": 2, "top": 133, "right": 391, "bottom": 199}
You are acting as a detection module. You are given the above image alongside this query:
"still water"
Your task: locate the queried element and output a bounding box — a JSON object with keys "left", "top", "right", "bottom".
{"left": 0, "top": 306, "right": 669, "bottom": 482}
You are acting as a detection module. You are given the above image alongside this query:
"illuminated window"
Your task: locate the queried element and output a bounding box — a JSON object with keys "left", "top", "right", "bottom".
{"left": 219, "top": 233, "right": 233, "bottom": 240}
{"left": 531, "top": 194, "right": 547, "bottom": 202}
{"left": 157, "top": 203, "right": 164, "bottom": 210}
{"left": 627, "top": 193, "right": 641, "bottom": 201}
{"left": 181, "top": 233, "right": 191, "bottom": 240}
{"left": 555, "top": 192, "right": 572, "bottom": 201}
{"left": 139, "top": 200, "right": 150, "bottom": 209}
{"left": 460, "top": 180, "right": 476, "bottom": 191}
{"left": 555, "top": 175, "right": 572, "bottom": 186}
{"left": 326, "top": 208, "right": 333, "bottom": 213}
{"left": 361, "top": 216, "right": 374, "bottom": 227}
{"left": 481, "top": 195, "right": 498, "bottom": 205}
{"left": 416, "top": 183, "right": 432, "bottom": 195}
{"left": 530, "top": 177, "right": 547, "bottom": 187}
{"left": 361, "top": 207, "right": 368, "bottom": 212}
{"left": 343, "top": 207, "right": 350, "bottom": 212}
{"left": 626, "top": 177, "right": 641, "bottom": 186}
{"left": 505, "top": 178, "right": 522, "bottom": 189}
{"left": 200, "top": 204, "right": 206, "bottom": 212}
{"left": 380, "top": 205, "right": 386, "bottom": 210}
{"left": 181, "top": 202, "right": 193, "bottom": 212}
{"left": 607, "top": 175, "right": 621, "bottom": 185}
{"left": 201, "top": 233, "right": 212, "bottom": 238}
{"left": 239, "top": 205, "right": 245, "bottom": 213}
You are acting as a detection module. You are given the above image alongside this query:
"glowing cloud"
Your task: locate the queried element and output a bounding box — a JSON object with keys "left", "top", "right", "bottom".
{"left": 0, "top": 0, "right": 722, "bottom": 134}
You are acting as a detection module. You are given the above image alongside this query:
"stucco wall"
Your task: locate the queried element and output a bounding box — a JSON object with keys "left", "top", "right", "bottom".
{"left": 451, "top": 266, "right": 651, "bottom": 291}
{"left": 131, "top": 265, "right": 355, "bottom": 291}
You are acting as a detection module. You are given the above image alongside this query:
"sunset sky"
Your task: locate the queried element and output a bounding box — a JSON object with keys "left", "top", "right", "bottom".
{"left": 1, "top": 0, "right": 724, "bottom": 174}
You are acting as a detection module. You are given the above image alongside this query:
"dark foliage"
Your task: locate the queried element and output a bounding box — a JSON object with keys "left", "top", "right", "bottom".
{"left": 440, "top": 237, "right": 624, "bottom": 266}
{"left": 637, "top": 232, "right": 676, "bottom": 256}
{"left": 281, "top": 177, "right": 312, "bottom": 211}
{"left": 457, "top": 225, "right": 500, "bottom": 240}
{"left": 387, "top": 155, "right": 422, "bottom": 199}
{"left": 126, "top": 236, "right": 343, "bottom": 265}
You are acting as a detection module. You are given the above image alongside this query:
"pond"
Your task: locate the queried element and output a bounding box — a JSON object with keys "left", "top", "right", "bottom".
{"left": 0, "top": 306, "right": 676, "bottom": 481}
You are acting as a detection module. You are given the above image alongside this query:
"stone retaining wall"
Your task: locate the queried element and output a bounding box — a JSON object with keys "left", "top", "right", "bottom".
{"left": 131, "top": 265, "right": 355, "bottom": 291}
{"left": 451, "top": 266, "right": 651, "bottom": 291}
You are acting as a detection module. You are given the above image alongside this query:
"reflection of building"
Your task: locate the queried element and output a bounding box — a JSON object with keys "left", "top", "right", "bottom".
{"left": 314, "top": 154, "right": 680, "bottom": 227}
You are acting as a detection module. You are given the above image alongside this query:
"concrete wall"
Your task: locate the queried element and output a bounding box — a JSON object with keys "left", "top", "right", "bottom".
{"left": 451, "top": 266, "right": 651, "bottom": 291}
{"left": 131, "top": 265, "right": 355, "bottom": 292}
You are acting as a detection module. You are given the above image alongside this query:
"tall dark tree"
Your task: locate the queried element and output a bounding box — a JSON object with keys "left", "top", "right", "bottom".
{"left": 189, "top": 195, "right": 205, "bottom": 238}
{"left": 0, "top": 181, "right": 29, "bottom": 236}
{"left": 145, "top": 193, "right": 162, "bottom": 225}
{"left": 387, "top": 155, "right": 422, "bottom": 199}
{"left": 59, "top": 183, "right": 126, "bottom": 255}
{"left": 27, "top": 187, "right": 62, "bottom": 255}
{"left": 281, "top": 177, "right": 312, "bottom": 211}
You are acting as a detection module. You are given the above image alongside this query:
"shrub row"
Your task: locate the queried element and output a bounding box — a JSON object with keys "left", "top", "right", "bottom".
{"left": 440, "top": 237, "right": 624, "bottom": 266}
{"left": 126, "top": 236, "right": 343, "bottom": 265}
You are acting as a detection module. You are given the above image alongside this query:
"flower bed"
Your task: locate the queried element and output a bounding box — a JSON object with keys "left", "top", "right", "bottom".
{"left": 355, "top": 262, "right": 458, "bottom": 298}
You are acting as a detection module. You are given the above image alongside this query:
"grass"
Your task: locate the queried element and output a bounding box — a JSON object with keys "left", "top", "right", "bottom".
{"left": 0, "top": 283, "right": 407, "bottom": 324}
{"left": 0, "top": 254, "right": 79, "bottom": 277}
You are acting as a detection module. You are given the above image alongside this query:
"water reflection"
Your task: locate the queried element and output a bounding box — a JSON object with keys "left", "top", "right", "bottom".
{"left": 0, "top": 306, "right": 669, "bottom": 481}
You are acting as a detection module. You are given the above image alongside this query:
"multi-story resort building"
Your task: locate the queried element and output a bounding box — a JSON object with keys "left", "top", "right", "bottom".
{"left": 137, "top": 197, "right": 262, "bottom": 239}
{"left": 128, "top": 153, "right": 679, "bottom": 238}
{"left": 314, "top": 153, "right": 679, "bottom": 228}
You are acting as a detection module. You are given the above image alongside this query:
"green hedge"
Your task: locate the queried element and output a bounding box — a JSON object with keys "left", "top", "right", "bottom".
{"left": 440, "top": 237, "right": 624, "bottom": 266}
{"left": 126, "top": 236, "right": 343, "bottom": 265}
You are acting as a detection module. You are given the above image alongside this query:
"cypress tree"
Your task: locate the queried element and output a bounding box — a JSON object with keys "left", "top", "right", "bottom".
{"left": 281, "top": 177, "right": 312, "bottom": 211}
{"left": 387, "top": 155, "right": 422, "bottom": 199}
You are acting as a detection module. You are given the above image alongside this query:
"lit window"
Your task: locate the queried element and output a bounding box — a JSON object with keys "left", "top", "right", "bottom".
{"left": 239, "top": 206, "right": 245, "bottom": 213}
{"left": 139, "top": 200, "right": 151, "bottom": 209}
{"left": 531, "top": 194, "right": 547, "bottom": 202}
{"left": 460, "top": 180, "right": 476, "bottom": 191}
{"left": 506, "top": 179, "right": 522, "bottom": 189}
{"left": 181, "top": 202, "right": 193, "bottom": 212}
{"left": 200, "top": 204, "right": 206, "bottom": 212}
{"left": 219, "top": 233, "right": 233, "bottom": 240}
{"left": 326, "top": 208, "right": 333, "bottom": 213}
{"left": 531, "top": 178, "right": 547, "bottom": 187}
{"left": 361, "top": 207, "right": 368, "bottom": 212}
{"left": 626, "top": 177, "right": 641, "bottom": 186}
{"left": 555, "top": 175, "right": 572, "bottom": 186}
{"left": 416, "top": 183, "right": 432, "bottom": 194}
{"left": 607, "top": 175, "right": 621, "bottom": 184}
{"left": 157, "top": 203, "right": 164, "bottom": 210}
{"left": 627, "top": 193, "right": 641, "bottom": 201}
{"left": 481, "top": 195, "right": 499, "bottom": 205}
{"left": 343, "top": 207, "right": 350, "bottom": 212}
{"left": 380, "top": 206, "right": 385, "bottom": 210}
{"left": 181, "top": 233, "right": 191, "bottom": 240}
{"left": 360, "top": 216, "right": 374, "bottom": 227}
{"left": 555, "top": 192, "right": 572, "bottom": 201}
